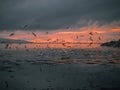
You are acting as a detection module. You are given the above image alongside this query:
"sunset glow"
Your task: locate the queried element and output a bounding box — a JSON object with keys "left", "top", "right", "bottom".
{"left": 0, "top": 27, "right": 120, "bottom": 45}
{"left": 0, "top": 21, "right": 120, "bottom": 49}
{"left": 111, "top": 28, "right": 120, "bottom": 32}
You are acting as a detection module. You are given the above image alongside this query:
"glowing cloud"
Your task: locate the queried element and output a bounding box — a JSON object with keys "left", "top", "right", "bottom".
{"left": 0, "top": 21, "right": 120, "bottom": 44}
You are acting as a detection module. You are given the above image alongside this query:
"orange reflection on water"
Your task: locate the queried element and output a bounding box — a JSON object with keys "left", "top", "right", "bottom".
{"left": 1, "top": 43, "right": 100, "bottom": 50}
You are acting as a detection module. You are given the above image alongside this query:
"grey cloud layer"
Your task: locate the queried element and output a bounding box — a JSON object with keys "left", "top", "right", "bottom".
{"left": 0, "top": 0, "right": 120, "bottom": 30}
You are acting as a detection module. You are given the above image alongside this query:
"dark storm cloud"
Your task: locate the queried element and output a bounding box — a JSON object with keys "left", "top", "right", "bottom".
{"left": 0, "top": 0, "right": 120, "bottom": 30}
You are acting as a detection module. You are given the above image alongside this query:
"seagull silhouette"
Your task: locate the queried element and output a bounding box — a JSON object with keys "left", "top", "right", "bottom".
{"left": 45, "top": 32, "right": 49, "bottom": 34}
{"left": 31, "top": 32, "right": 37, "bottom": 37}
{"left": 98, "top": 36, "right": 101, "bottom": 40}
{"left": 89, "top": 36, "right": 93, "bottom": 41}
{"left": 23, "top": 25, "right": 28, "bottom": 29}
{"left": 76, "top": 36, "right": 79, "bottom": 39}
{"left": 9, "top": 33, "right": 15, "bottom": 37}
{"left": 5, "top": 44, "right": 9, "bottom": 49}
{"left": 89, "top": 32, "right": 93, "bottom": 35}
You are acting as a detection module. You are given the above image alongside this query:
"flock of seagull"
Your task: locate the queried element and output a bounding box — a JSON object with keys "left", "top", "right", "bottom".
{"left": 4, "top": 24, "right": 103, "bottom": 49}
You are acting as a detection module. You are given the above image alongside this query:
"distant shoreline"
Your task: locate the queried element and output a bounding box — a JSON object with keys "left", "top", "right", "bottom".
{"left": 101, "top": 39, "right": 120, "bottom": 48}
{"left": 0, "top": 42, "right": 102, "bottom": 44}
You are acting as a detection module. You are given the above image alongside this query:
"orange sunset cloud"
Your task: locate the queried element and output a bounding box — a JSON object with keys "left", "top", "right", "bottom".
{"left": 0, "top": 21, "right": 120, "bottom": 44}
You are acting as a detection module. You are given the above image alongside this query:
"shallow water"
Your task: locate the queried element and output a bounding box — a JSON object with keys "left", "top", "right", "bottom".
{"left": 0, "top": 43, "right": 120, "bottom": 90}
{"left": 0, "top": 43, "right": 120, "bottom": 61}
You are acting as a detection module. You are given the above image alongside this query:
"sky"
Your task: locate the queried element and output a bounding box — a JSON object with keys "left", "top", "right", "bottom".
{"left": 0, "top": 0, "right": 120, "bottom": 30}
{"left": 0, "top": 0, "right": 120, "bottom": 42}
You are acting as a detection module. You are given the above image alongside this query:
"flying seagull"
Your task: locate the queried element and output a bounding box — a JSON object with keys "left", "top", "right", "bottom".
{"left": 76, "top": 36, "right": 79, "bottom": 39}
{"left": 88, "top": 42, "right": 93, "bottom": 46}
{"left": 31, "top": 32, "right": 37, "bottom": 37}
{"left": 89, "top": 36, "right": 93, "bottom": 41}
{"left": 98, "top": 36, "right": 101, "bottom": 40}
{"left": 66, "top": 26, "right": 70, "bottom": 29}
{"left": 9, "top": 33, "right": 15, "bottom": 37}
{"left": 89, "top": 32, "right": 93, "bottom": 35}
{"left": 45, "top": 32, "right": 49, "bottom": 34}
{"left": 5, "top": 44, "right": 9, "bottom": 49}
{"left": 23, "top": 25, "right": 28, "bottom": 29}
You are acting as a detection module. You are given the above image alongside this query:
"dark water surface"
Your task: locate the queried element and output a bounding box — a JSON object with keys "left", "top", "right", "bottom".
{"left": 0, "top": 43, "right": 120, "bottom": 90}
